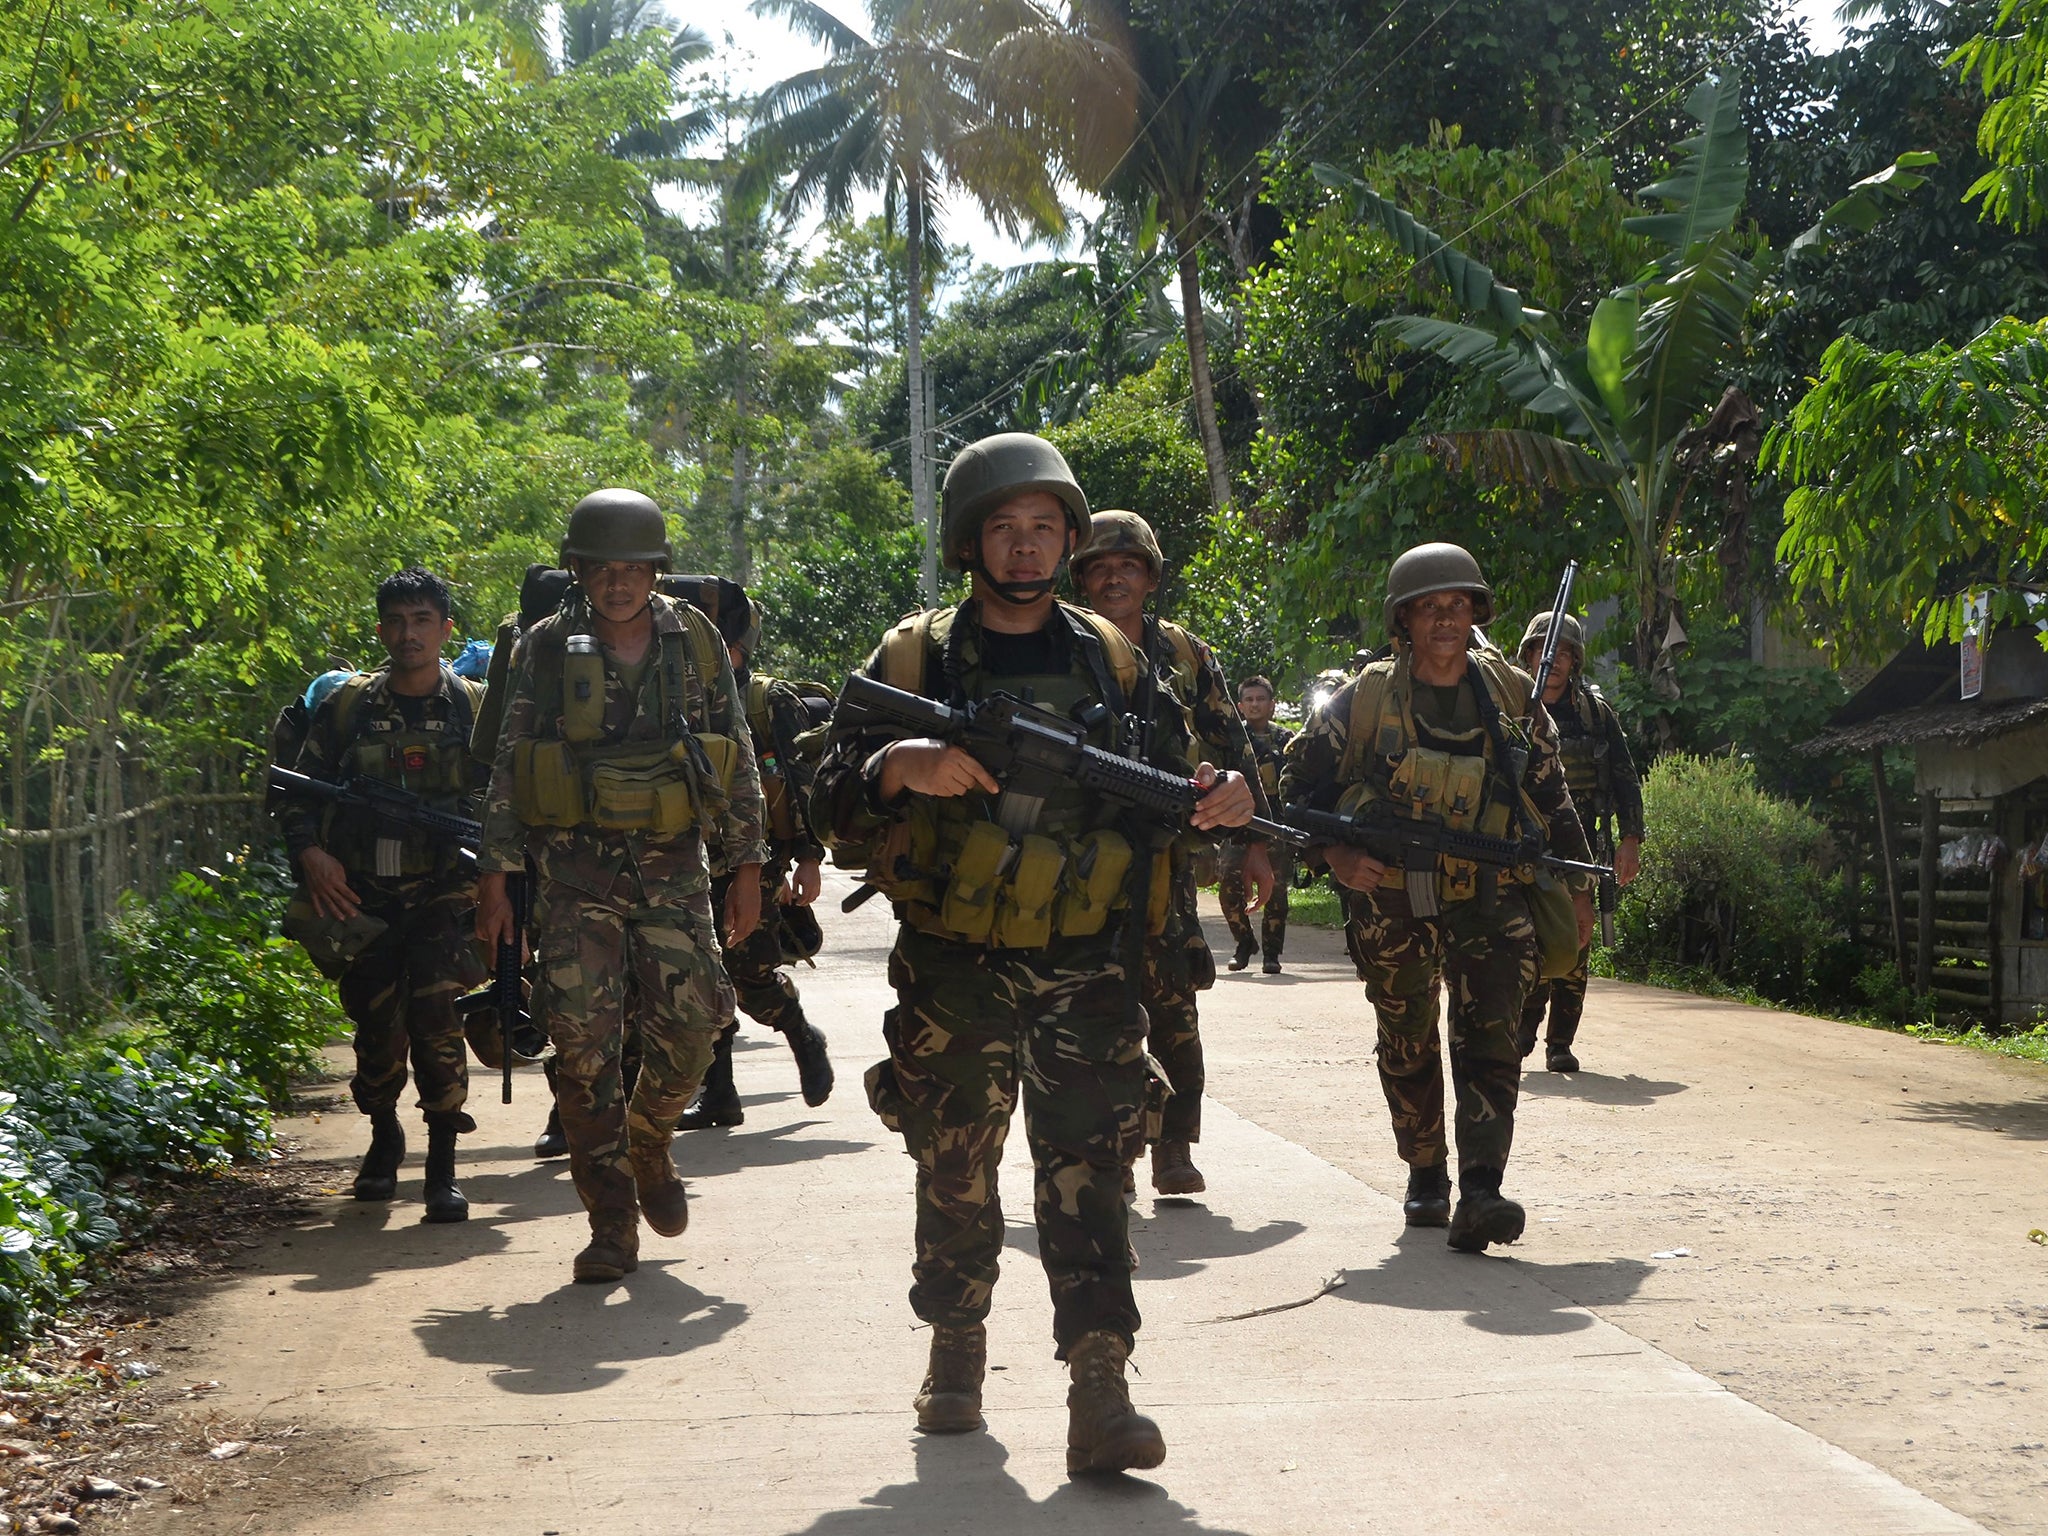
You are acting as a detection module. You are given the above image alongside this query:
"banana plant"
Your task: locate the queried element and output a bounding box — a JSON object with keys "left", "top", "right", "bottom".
{"left": 1317, "top": 70, "right": 1929, "bottom": 687}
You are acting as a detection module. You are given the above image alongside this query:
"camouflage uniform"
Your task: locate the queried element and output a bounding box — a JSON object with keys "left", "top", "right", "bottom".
{"left": 1281, "top": 654, "right": 1590, "bottom": 1182}
{"left": 1518, "top": 675, "right": 1643, "bottom": 1060}
{"left": 1220, "top": 721, "right": 1296, "bottom": 963}
{"left": 480, "top": 592, "right": 764, "bottom": 1244}
{"left": 279, "top": 666, "right": 485, "bottom": 1124}
{"left": 813, "top": 599, "right": 1195, "bottom": 1357}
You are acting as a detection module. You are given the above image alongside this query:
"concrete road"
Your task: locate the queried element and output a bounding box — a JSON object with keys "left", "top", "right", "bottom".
{"left": 174, "top": 875, "right": 2045, "bottom": 1535}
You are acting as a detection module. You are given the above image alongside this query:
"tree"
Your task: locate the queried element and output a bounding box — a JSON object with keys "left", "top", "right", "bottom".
{"left": 748, "top": 0, "right": 1069, "bottom": 603}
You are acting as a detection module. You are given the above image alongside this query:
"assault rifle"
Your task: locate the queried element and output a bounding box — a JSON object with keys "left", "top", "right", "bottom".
{"left": 1593, "top": 810, "right": 1618, "bottom": 948}
{"left": 1281, "top": 801, "right": 1610, "bottom": 919}
{"left": 834, "top": 673, "right": 1311, "bottom": 849}
{"left": 267, "top": 766, "right": 481, "bottom": 864}
{"left": 456, "top": 869, "right": 546, "bottom": 1103}
{"left": 1528, "top": 559, "right": 1579, "bottom": 713}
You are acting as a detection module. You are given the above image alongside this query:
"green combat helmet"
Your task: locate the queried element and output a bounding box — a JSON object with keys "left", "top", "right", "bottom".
{"left": 560, "top": 488, "right": 673, "bottom": 570}
{"left": 940, "top": 433, "right": 1089, "bottom": 602}
{"left": 1383, "top": 542, "right": 1493, "bottom": 634}
{"left": 1071, "top": 509, "right": 1163, "bottom": 581}
{"left": 1518, "top": 610, "right": 1585, "bottom": 659}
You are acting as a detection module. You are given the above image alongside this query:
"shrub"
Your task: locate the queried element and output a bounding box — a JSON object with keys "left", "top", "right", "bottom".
{"left": 1610, "top": 754, "right": 1849, "bottom": 1004}
{"left": 0, "top": 1092, "right": 120, "bottom": 1346}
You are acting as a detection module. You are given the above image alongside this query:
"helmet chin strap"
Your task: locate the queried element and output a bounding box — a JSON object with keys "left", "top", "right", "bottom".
{"left": 969, "top": 536, "right": 1068, "bottom": 608}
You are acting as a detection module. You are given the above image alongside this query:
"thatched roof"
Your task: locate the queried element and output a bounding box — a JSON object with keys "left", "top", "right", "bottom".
{"left": 1803, "top": 627, "right": 2048, "bottom": 754}
{"left": 1804, "top": 694, "right": 2048, "bottom": 753}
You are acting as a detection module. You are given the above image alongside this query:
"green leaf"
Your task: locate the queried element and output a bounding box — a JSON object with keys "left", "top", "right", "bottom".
{"left": 1624, "top": 72, "right": 1749, "bottom": 253}
{"left": 1786, "top": 151, "right": 1940, "bottom": 256}
{"left": 1420, "top": 429, "right": 1621, "bottom": 491}
{"left": 1586, "top": 292, "right": 1639, "bottom": 435}
{"left": 1314, "top": 163, "right": 1529, "bottom": 334}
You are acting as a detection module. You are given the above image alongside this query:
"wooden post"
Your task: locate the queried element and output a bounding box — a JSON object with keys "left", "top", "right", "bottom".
{"left": 1870, "top": 750, "right": 1909, "bottom": 981}
{"left": 1916, "top": 791, "right": 1940, "bottom": 995}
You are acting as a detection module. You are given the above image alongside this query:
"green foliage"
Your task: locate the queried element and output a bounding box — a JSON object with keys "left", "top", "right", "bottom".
{"left": 1609, "top": 754, "right": 1850, "bottom": 1004}
{"left": 103, "top": 865, "right": 343, "bottom": 1106}
{"left": 1954, "top": 0, "right": 2048, "bottom": 231}
{"left": 0, "top": 1092, "right": 118, "bottom": 1348}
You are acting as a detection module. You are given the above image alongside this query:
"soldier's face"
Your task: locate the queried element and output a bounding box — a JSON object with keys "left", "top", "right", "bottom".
{"left": 1401, "top": 591, "right": 1475, "bottom": 668}
{"left": 575, "top": 559, "right": 657, "bottom": 624}
{"left": 1520, "top": 644, "right": 1576, "bottom": 703}
{"left": 376, "top": 600, "right": 453, "bottom": 672}
{"left": 1076, "top": 551, "right": 1156, "bottom": 623}
{"left": 977, "top": 493, "right": 1073, "bottom": 600}
{"left": 1238, "top": 684, "right": 1275, "bottom": 725}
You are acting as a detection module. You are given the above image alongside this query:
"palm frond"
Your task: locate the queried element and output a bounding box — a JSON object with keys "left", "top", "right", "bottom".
{"left": 1625, "top": 71, "right": 1749, "bottom": 253}
{"left": 1316, "top": 165, "right": 1532, "bottom": 335}
{"left": 1422, "top": 430, "right": 1621, "bottom": 491}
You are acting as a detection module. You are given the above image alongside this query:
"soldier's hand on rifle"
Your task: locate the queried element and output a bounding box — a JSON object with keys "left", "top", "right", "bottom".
{"left": 785, "top": 857, "right": 822, "bottom": 907}
{"left": 1243, "top": 841, "right": 1277, "bottom": 912}
{"left": 1188, "top": 765, "right": 1254, "bottom": 831}
{"left": 1324, "top": 846, "right": 1387, "bottom": 893}
{"left": 725, "top": 863, "right": 763, "bottom": 946}
{"left": 879, "top": 739, "right": 1001, "bottom": 800}
{"left": 1573, "top": 887, "right": 1596, "bottom": 948}
{"left": 299, "top": 847, "right": 362, "bottom": 921}
{"left": 474, "top": 871, "right": 527, "bottom": 959}
{"left": 1615, "top": 837, "right": 1642, "bottom": 886}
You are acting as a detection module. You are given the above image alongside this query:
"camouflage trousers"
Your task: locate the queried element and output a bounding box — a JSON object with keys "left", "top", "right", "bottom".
{"left": 711, "top": 868, "right": 808, "bottom": 1036}
{"left": 1219, "top": 842, "right": 1292, "bottom": 957}
{"left": 533, "top": 870, "right": 734, "bottom": 1232}
{"left": 869, "top": 923, "right": 1146, "bottom": 1358}
{"left": 1517, "top": 939, "right": 1590, "bottom": 1057}
{"left": 1343, "top": 884, "right": 1540, "bottom": 1180}
{"left": 1145, "top": 865, "right": 1214, "bottom": 1143}
{"left": 340, "top": 883, "right": 483, "bottom": 1121}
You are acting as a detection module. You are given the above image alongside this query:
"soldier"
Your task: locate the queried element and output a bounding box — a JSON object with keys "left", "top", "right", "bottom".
{"left": 278, "top": 568, "right": 486, "bottom": 1224}
{"left": 1281, "top": 544, "right": 1594, "bottom": 1253}
{"left": 811, "top": 434, "right": 1254, "bottom": 1473}
{"left": 1514, "top": 613, "right": 1644, "bottom": 1073}
{"left": 1069, "top": 509, "right": 1275, "bottom": 1197}
{"left": 475, "top": 490, "right": 767, "bottom": 1284}
{"left": 1219, "top": 676, "right": 1294, "bottom": 975}
{"left": 677, "top": 597, "right": 835, "bottom": 1128}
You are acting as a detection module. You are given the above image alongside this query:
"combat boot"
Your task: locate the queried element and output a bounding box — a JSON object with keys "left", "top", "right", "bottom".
{"left": 628, "top": 1135, "right": 690, "bottom": 1238}
{"left": 1150, "top": 1139, "right": 1206, "bottom": 1196}
{"left": 1064, "top": 1331, "right": 1166, "bottom": 1476}
{"left": 913, "top": 1323, "right": 986, "bottom": 1433}
{"left": 677, "top": 1028, "right": 743, "bottom": 1130}
{"left": 421, "top": 1114, "right": 471, "bottom": 1224}
{"left": 1402, "top": 1161, "right": 1451, "bottom": 1227}
{"left": 1446, "top": 1168, "right": 1526, "bottom": 1253}
{"left": 1261, "top": 955, "right": 1282, "bottom": 975}
{"left": 534, "top": 1104, "right": 568, "bottom": 1159}
{"left": 352, "top": 1108, "right": 405, "bottom": 1202}
{"left": 1229, "top": 937, "right": 1258, "bottom": 972}
{"left": 572, "top": 1221, "right": 640, "bottom": 1284}
{"left": 1545, "top": 1046, "right": 1580, "bottom": 1073}
{"left": 784, "top": 1017, "right": 835, "bottom": 1107}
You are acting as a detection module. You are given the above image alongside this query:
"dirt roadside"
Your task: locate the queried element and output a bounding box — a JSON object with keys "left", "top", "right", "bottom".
{"left": 1205, "top": 904, "right": 2048, "bottom": 1535}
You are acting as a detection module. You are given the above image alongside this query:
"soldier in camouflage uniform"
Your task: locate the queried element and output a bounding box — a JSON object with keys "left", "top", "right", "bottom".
{"left": 1220, "top": 676, "right": 1294, "bottom": 975}
{"left": 1071, "top": 508, "right": 1276, "bottom": 1198}
{"left": 812, "top": 435, "right": 1254, "bottom": 1473}
{"left": 1514, "top": 612, "right": 1644, "bottom": 1073}
{"left": 278, "top": 568, "right": 486, "bottom": 1224}
{"left": 1281, "top": 544, "right": 1594, "bottom": 1253}
{"left": 678, "top": 596, "right": 835, "bottom": 1128}
{"left": 476, "top": 490, "right": 767, "bottom": 1284}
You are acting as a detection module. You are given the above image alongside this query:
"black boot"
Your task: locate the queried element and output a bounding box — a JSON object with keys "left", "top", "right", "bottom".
{"left": 1447, "top": 1168, "right": 1525, "bottom": 1253}
{"left": 422, "top": 1115, "right": 471, "bottom": 1224}
{"left": 1401, "top": 1162, "right": 1451, "bottom": 1227}
{"left": 784, "top": 1018, "right": 834, "bottom": 1107}
{"left": 353, "top": 1109, "right": 405, "bottom": 1202}
{"left": 535, "top": 1058, "right": 568, "bottom": 1158}
{"left": 1229, "top": 936, "right": 1258, "bottom": 972}
{"left": 677, "top": 1027, "right": 743, "bottom": 1130}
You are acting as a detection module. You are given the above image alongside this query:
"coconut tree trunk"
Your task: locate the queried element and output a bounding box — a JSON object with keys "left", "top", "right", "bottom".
{"left": 908, "top": 188, "right": 937, "bottom": 605}
{"left": 1176, "top": 242, "right": 1232, "bottom": 513}
{"left": 729, "top": 368, "right": 751, "bottom": 584}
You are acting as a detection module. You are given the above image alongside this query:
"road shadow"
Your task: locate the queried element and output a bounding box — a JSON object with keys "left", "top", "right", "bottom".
{"left": 1334, "top": 1228, "right": 1651, "bottom": 1336}
{"left": 1129, "top": 1205, "right": 1307, "bottom": 1281}
{"left": 270, "top": 1201, "right": 518, "bottom": 1294}
{"left": 412, "top": 1260, "right": 747, "bottom": 1392}
{"left": 1897, "top": 1097, "right": 2048, "bottom": 1140}
{"left": 781, "top": 1432, "right": 1252, "bottom": 1536}
{"left": 676, "top": 1120, "right": 874, "bottom": 1178}
{"left": 1518, "top": 1069, "right": 1688, "bottom": 1107}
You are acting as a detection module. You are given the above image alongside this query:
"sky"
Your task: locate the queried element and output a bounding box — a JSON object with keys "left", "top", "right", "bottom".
{"left": 674, "top": 0, "right": 1855, "bottom": 273}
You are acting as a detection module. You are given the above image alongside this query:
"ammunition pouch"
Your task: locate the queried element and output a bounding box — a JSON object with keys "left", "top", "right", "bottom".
{"left": 888, "top": 817, "right": 1171, "bottom": 949}
{"left": 991, "top": 834, "right": 1062, "bottom": 950}
{"left": 511, "top": 735, "right": 739, "bottom": 835}
{"left": 588, "top": 751, "right": 698, "bottom": 834}
{"left": 1054, "top": 829, "right": 1133, "bottom": 938}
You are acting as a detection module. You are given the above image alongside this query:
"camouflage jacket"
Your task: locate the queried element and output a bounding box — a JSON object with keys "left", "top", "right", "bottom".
{"left": 1554, "top": 676, "right": 1645, "bottom": 841}
{"left": 1142, "top": 616, "right": 1273, "bottom": 822}
{"left": 479, "top": 593, "right": 767, "bottom": 901}
{"left": 1244, "top": 721, "right": 1294, "bottom": 801}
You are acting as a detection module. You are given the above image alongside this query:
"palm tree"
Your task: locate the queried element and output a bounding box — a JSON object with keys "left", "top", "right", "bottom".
{"left": 559, "top": 0, "right": 715, "bottom": 174}
{"left": 748, "top": 0, "right": 1070, "bottom": 603}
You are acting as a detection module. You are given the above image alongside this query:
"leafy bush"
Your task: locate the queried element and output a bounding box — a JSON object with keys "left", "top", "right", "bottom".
{"left": 103, "top": 863, "right": 344, "bottom": 1105}
{"left": 1610, "top": 754, "right": 1852, "bottom": 1005}
{"left": 0, "top": 1093, "right": 121, "bottom": 1346}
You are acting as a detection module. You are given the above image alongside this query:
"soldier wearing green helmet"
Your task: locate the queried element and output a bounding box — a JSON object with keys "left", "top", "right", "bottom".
{"left": 1071, "top": 506, "right": 1278, "bottom": 1198}
{"left": 811, "top": 432, "right": 1256, "bottom": 1473}
{"left": 475, "top": 488, "right": 768, "bottom": 1285}
{"left": 1281, "top": 541, "right": 1595, "bottom": 1253}
{"left": 1514, "top": 610, "right": 1644, "bottom": 1073}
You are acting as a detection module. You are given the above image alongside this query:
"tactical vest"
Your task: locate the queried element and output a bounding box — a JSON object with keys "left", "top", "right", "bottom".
{"left": 507, "top": 596, "right": 740, "bottom": 840}
{"left": 1335, "top": 648, "right": 1544, "bottom": 905}
{"left": 1248, "top": 726, "right": 1289, "bottom": 800}
{"left": 324, "top": 667, "right": 482, "bottom": 878}
{"left": 859, "top": 602, "right": 1167, "bottom": 946}
{"left": 1552, "top": 679, "right": 1614, "bottom": 815}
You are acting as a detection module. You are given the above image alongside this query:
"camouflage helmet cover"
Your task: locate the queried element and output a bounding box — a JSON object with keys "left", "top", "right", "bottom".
{"left": 1518, "top": 610, "right": 1585, "bottom": 658}
{"left": 939, "top": 432, "right": 1089, "bottom": 573}
{"left": 1383, "top": 541, "right": 1494, "bottom": 633}
{"left": 560, "top": 488, "right": 673, "bottom": 569}
{"left": 1071, "top": 509, "right": 1164, "bottom": 581}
